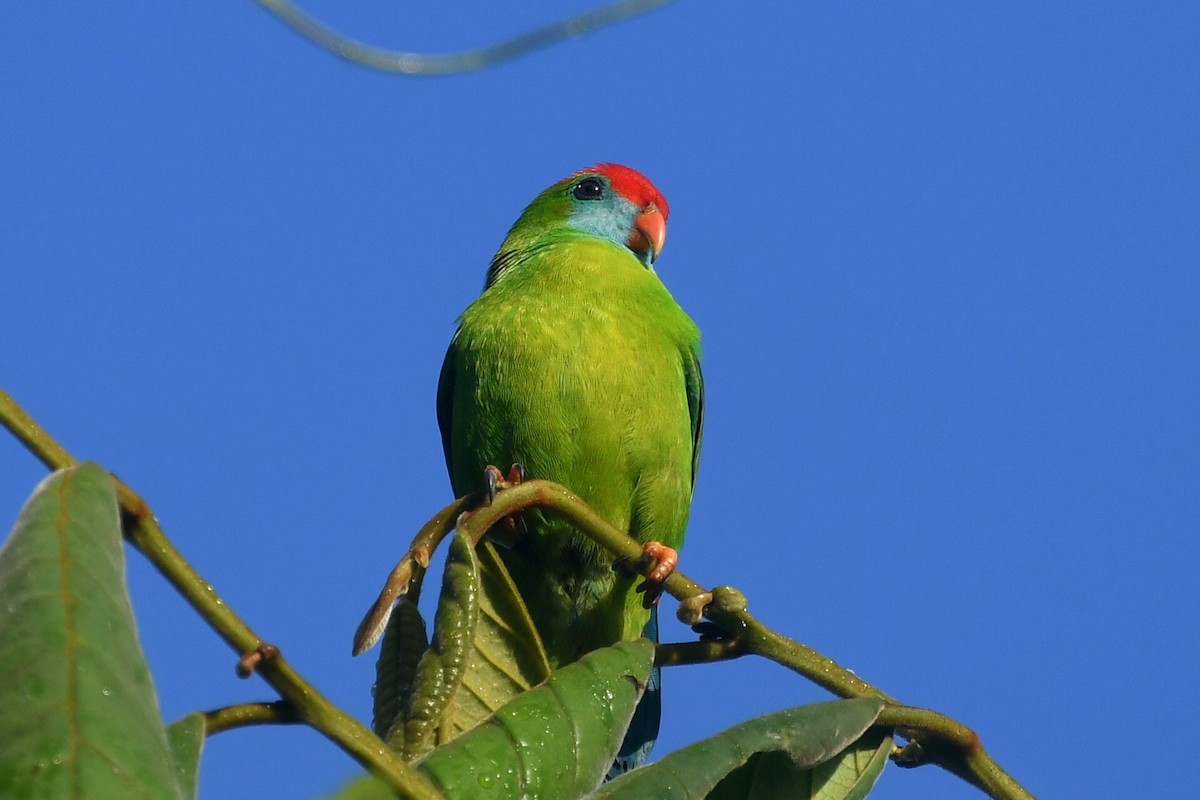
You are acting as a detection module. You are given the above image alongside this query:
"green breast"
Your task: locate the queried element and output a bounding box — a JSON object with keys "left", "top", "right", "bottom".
{"left": 444, "top": 237, "right": 699, "bottom": 660}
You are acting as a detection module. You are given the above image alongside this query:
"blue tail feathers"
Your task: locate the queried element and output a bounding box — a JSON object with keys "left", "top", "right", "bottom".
{"left": 605, "top": 607, "right": 662, "bottom": 780}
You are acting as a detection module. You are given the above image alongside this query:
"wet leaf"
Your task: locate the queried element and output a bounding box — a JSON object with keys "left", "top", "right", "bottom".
{"left": 394, "top": 531, "right": 479, "bottom": 760}
{"left": 418, "top": 639, "right": 654, "bottom": 799}
{"left": 593, "top": 697, "right": 886, "bottom": 799}
{"left": 451, "top": 542, "right": 551, "bottom": 735}
{"left": 705, "top": 725, "right": 892, "bottom": 800}
{"left": 0, "top": 464, "right": 186, "bottom": 799}
{"left": 373, "top": 598, "right": 429, "bottom": 741}
{"left": 166, "top": 713, "right": 207, "bottom": 800}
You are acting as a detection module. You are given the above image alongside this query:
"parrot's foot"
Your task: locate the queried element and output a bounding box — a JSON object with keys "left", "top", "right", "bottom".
{"left": 482, "top": 463, "right": 527, "bottom": 547}
{"left": 636, "top": 541, "right": 679, "bottom": 608}
{"left": 483, "top": 463, "right": 526, "bottom": 504}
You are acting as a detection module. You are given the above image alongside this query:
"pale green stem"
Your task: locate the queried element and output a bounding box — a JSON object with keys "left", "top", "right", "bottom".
{"left": 203, "top": 700, "right": 300, "bottom": 734}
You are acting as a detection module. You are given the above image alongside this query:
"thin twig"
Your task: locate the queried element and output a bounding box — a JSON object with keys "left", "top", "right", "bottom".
{"left": 203, "top": 700, "right": 302, "bottom": 735}
{"left": 654, "top": 639, "right": 745, "bottom": 668}
{"left": 0, "top": 388, "right": 444, "bottom": 800}
{"left": 352, "top": 498, "right": 466, "bottom": 655}
{"left": 255, "top": 0, "right": 676, "bottom": 75}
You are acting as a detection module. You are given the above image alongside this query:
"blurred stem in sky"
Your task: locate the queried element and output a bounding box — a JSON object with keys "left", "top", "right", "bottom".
{"left": 255, "top": 0, "right": 676, "bottom": 75}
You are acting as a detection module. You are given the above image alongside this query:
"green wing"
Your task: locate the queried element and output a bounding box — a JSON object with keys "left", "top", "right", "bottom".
{"left": 435, "top": 336, "right": 458, "bottom": 483}
{"left": 685, "top": 348, "right": 704, "bottom": 491}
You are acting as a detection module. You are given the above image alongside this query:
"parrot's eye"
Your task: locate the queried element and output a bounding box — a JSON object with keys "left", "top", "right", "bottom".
{"left": 572, "top": 178, "right": 605, "bottom": 201}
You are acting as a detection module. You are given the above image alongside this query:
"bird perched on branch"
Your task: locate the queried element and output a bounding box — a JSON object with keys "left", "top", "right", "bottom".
{"left": 436, "top": 163, "right": 703, "bottom": 773}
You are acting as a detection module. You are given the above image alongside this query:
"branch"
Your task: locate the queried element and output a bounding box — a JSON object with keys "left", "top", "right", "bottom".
{"left": 256, "top": 0, "right": 676, "bottom": 75}
{"left": 430, "top": 479, "right": 1035, "bottom": 800}
{"left": 203, "top": 700, "right": 301, "bottom": 735}
{"left": 0, "top": 389, "right": 444, "bottom": 800}
{"left": 2, "top": 385, "right": 1030, "bottom": 799}
{"left": 352, "top": 498, "right": 465, "bottom": 654}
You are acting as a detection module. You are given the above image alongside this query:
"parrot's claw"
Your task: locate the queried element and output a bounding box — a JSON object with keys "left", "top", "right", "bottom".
{"left": 483, "top": 465, "right": 503, "bottom": 505}
{"left": 481, "top": 463, "right": 528, "bottom": 547}
{"left": 482, "top": 463, "right": 526, "bottom": 504}
{"left": 641, "top": 541, "right": 678, "bottom": 584}
{"left": 635, "top": 541, "right": 679, "bottom": 608}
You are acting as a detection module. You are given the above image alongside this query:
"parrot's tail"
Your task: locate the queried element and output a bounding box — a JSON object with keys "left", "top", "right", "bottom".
{"left": 605, "top": 606, "right": 662, "bottom": 780}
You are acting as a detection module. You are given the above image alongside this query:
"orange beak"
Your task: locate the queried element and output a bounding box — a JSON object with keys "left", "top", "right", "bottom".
{"left": 629, "top": 203, "right": 667, "bottom": 265}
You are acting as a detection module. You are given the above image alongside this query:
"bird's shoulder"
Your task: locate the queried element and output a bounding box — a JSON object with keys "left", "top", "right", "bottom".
{"left": 462, "top": 235, "right": 698, "bottom": 346}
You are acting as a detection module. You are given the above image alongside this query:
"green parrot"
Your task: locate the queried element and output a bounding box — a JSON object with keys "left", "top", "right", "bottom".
{"left": 436, "top": 163, "right": 703, "bottom": 772}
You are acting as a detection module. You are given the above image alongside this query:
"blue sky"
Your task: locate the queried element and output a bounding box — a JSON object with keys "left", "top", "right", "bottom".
{"left": 2, "top": 2, "right": 1197, "bottom": 798}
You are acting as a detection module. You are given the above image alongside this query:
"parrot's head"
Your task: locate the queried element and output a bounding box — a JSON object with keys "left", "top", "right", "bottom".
{"left": 559, "top": 163, "right": 669, "bottom": 267}
{"left": 488, "top": 164, "right": 670, "bottom": 285}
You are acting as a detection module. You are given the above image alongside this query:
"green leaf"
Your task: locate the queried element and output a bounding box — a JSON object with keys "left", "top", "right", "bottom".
{"left": 705, "top": 725, "right": 892, "bottom": 800}
{"left": 165, "top": 713, "right": 207, "bottom": 800}
{"left": 592, "top": 697, "right": 886, "bottom": 800}
{"left": 374, "top": 534, "right": 555, "bottom": 757}
{"left": 451, "top": 542, "right": 551, "bottom": 736}
{"left": 394, "top": 531, "right": 480, "bottom": 760}
{"left": 418, "top": 639, "right": 654, "bottom": 799}
{"left": 0, "top": 463, "right": 186, "bottom": 800}
{"left": 809, "top": 727, "right": 892, "bottom": 800}
{"left": 372, "top": 597, "right": 429, "bottom": 740}
{"left": 354, "top": 532, "right": 524, "bottom": 796}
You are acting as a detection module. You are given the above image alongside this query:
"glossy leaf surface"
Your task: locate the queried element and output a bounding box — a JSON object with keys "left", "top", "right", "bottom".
{"left": 593, "top": 697, "right": 885, "bottom": 799}
{"left": 418, "top": 639, "right": 653, "bottom": 799}
{"left": 0, "top": 464, "right": 185, "bottom": 799}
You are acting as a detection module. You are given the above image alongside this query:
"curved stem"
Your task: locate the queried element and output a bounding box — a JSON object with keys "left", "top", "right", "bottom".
{"left": 257, "top": 0, "right": 675, "bottom": 75}
{"left": 203, "top": 700, "right": 301, "bottom": 735}
{"left": 0, "top": 389, "right": 444, "bottom": 800}
{"left": 352, "top": 496, "right": 467, "bottom": 655}
{"left": 654, "top": 639, "right": 745, "bottom": 668}
{"left": 445, "top": 479, "right": 1034, "bottom": 800}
